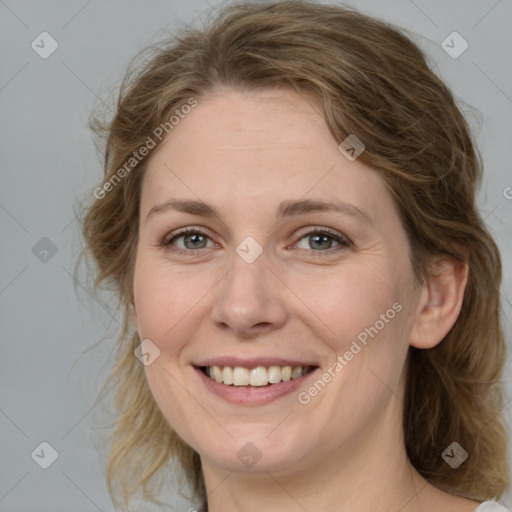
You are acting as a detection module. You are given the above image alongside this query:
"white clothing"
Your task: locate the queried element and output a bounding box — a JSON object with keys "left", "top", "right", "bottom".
{"left": 474, "top": 501, "right": 510, "bottom": 511}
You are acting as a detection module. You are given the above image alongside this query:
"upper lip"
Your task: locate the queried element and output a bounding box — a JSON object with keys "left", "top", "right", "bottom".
{"left": 194, "top": 357, "right": 318, "bottom": 368}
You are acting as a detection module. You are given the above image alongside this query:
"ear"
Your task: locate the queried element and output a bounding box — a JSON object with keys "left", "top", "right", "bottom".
{"left": 409, "top": 255, "right": 468, "bottom": 349}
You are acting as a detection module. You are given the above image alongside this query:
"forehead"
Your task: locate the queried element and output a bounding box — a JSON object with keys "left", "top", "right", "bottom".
{"left": 141, "top": 88, "right": 392, "bottom": 223}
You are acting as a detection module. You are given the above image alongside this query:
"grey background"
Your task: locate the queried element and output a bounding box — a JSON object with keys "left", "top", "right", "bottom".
{"left": 1, "top": 0, "right": 511, "bottom": 510}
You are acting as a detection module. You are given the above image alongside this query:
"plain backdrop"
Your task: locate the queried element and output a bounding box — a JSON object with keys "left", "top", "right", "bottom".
{"left": 1, "top": 0, "right": 511, "bottom": 510}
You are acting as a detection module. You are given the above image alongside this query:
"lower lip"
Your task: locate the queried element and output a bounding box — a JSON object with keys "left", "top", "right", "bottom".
{"left": 194, "top": 367, "right": 318, "bottom": 406}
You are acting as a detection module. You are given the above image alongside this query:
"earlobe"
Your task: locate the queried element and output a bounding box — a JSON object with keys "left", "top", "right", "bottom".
{"left": 409, "top": 256, "right": 469, "bottom": 349}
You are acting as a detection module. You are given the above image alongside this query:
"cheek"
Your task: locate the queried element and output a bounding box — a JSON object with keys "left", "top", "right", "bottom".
{"left": 302, "top": 262, "right": 404, "bottom": 345}
{"left": 307, "top": 267, "right": 410, "bottom": 428}
{"left": 338, "top": 271, "right": 411, "bottom": 391}
{"left": 306, "top": 261, "right": 412, "bottom": 404}
{"left": 133, "top": 258, "right": 205, "bottom": 342}
{"left": 132, "top": 262, "right": 209, "bottom": 444}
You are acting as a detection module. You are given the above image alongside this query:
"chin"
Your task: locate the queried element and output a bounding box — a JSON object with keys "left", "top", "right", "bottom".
{"left": 194, "top": 428, "right": 316, "bottom": 475}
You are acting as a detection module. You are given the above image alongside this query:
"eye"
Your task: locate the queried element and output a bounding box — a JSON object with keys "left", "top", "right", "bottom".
{"left": 292, "top": 227, "right": 350, "bottom": 253}
{"left": 162, "top": 227, "right": 216, "bottom": 253}
{"left": 161, "top": 226, "right": 350, "bottom": 256}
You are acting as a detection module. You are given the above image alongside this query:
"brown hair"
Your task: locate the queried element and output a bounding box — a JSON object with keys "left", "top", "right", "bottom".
{"left": 81, "top": 1, "right": 509, "bottom": 509}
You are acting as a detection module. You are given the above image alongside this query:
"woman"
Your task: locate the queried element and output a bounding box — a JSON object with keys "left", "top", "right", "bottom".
{"left": 81, "top": 1, "right": 510, "bottom": 511}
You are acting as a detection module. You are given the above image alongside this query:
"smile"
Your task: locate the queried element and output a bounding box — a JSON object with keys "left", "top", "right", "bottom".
{"left": 193, "top": 359, "right": 320, "bottom": 406}
{"left": 201, "top": 365, "right": 316, "bottom": 386}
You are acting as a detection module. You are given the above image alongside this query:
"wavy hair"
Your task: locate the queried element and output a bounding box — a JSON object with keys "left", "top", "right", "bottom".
{"left": 80, "top": 1, "right": 509, "bottom": 509}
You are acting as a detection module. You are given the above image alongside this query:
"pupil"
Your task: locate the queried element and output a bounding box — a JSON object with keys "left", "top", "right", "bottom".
{"left": 186, "top": 233, "right": 206, "bottom": 249}
{"left": 311, "top": 234, "right": 330, "bottom": 250}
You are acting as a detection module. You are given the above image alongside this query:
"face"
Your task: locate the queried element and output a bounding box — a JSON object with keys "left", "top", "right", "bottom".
{"left": 132, "top": 87, "right": 421, "bottom": 476}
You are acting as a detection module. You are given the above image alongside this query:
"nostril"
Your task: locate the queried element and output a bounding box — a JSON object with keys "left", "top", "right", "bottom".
{"left": 254, "top": 322, "right": 271, "bottom": 328}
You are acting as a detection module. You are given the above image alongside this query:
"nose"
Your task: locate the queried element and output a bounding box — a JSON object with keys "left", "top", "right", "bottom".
{"left": 210, "top": 248, "right": 288, "bottom": 339}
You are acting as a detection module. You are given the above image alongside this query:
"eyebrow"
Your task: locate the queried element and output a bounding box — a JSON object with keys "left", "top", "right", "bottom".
{"left": 145, "top": 198, "right": 374, "bottom": 227}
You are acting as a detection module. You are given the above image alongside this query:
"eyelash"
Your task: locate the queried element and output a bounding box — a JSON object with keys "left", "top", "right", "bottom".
{"left": 160, "top": 226, "right": 351, "bottom": 256}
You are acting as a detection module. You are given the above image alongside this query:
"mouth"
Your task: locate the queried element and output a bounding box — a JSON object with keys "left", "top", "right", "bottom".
{"left": 199, "top": 364, "right": 316, "bottom": 387}
{"left": 193, "top": 359, "right": 319, "bottom": 406}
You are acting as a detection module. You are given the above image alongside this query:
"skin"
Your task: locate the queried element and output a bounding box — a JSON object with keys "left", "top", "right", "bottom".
{"left": 132, "top": 87, "right": 478, "bottom": 512}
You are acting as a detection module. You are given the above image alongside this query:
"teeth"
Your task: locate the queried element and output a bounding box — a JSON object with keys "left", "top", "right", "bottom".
{"left": 213, "top": 366, "right": 223, "bottom": 383}
{"left": 267, "top": 366, "right": 282, "bottom": 384}
{"left": 205, "top": 365, "right": 312, "bottom": 386}
{"left": 222, "top": 366, "right": 234, "bottom": 385}
{"left": 249, "top": 367, "right": 268, "bottom": 386}
{"left": 281, "top": 366, "right": 292, "bottom": 381}
{"left": 233, "top": 367, "right": 249, "bottom": 386}
{"left": 291, "top": 366, "right": 303, "bottom": 379}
